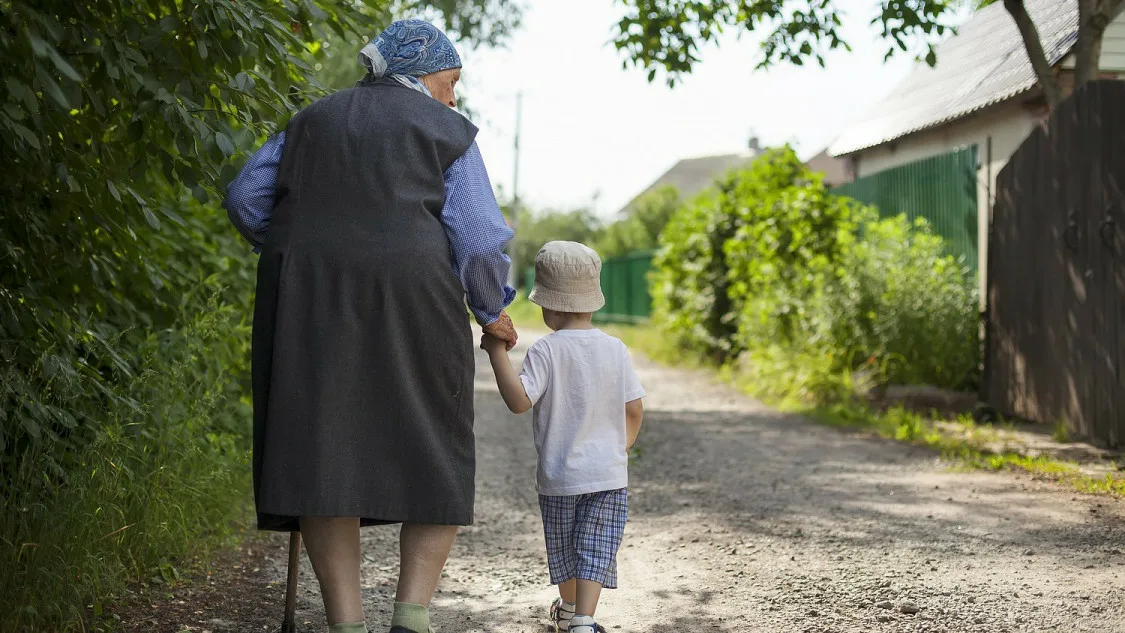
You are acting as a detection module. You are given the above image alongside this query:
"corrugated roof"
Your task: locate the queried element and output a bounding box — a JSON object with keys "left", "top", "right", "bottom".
{"left": 829, "top": 0, "right": 1077, "bottom": 156}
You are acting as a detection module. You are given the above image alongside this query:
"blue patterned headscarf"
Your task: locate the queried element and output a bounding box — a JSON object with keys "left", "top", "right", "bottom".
{"left": 359, "top": 19, "right": 462, "bottom": 96}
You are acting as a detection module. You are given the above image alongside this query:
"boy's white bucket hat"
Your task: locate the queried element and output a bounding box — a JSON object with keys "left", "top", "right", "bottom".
{"left": 529, "top": 241, "right": 606, "bottom": 313}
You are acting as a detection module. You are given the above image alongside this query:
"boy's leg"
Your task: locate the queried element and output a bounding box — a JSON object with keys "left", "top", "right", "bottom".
{"left": 574, "top": 579, "right": 603, "bottom": 617}
{"left": 540, "top": 495, "right": 579, "bottom": 630}
{"left": 570, "top": 488, "right": 628, "bottom": 625}
{"left": 558, "top": 578, "right": 577, "bottom": 603}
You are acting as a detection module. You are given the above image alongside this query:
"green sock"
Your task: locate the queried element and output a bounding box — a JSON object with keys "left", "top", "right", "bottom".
{"left": 328, "top": 622, "right": 367, "bottom": 633}
{"left": 391, "top": 602, "right": 432, "bottom": 633}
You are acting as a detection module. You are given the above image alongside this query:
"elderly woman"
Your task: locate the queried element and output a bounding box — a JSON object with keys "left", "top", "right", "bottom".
{"left": 223, "top": 19, "right": 517, "bottom": 633}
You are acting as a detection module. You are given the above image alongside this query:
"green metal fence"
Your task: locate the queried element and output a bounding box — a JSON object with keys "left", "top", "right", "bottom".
{"left": 832, "top": 146, "right": 979, "bottom": 269}
{"left": 524, "top": 250, "right": 656, "bottom": 324}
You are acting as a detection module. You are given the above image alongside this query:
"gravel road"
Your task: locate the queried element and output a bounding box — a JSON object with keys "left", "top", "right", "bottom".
{"left": 260, "top": 330, "right": 1125, "bottom": 633}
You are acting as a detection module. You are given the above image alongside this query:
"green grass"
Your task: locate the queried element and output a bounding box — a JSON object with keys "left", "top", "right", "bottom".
{"left": 0, "top": 310, "right": 254, "bottom": 633}
{"left": 613, "top": 323, "right": 1125, "bottom": 499}
{"left": 1052, "top": 419, "right": 1072, "bottom": 443}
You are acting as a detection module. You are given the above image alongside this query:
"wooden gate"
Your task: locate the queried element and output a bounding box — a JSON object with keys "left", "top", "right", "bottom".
{"left": 983, "top": 80, "right": 1125, "bottom": 448}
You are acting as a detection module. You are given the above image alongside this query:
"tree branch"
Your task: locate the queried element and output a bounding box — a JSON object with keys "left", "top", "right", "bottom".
{"left": 1075, "top": 0, "right": 1125, "bottom": 87}
{"left": 1004, "top": 0, "right": 1064, "bottom": 109}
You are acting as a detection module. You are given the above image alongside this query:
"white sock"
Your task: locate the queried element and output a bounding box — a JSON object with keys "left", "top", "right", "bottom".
{"left": 569, "top": 615, "right": 596, "bottom": 633}
{"left": 553, "top": 599, "right": 575, "bottom": 630}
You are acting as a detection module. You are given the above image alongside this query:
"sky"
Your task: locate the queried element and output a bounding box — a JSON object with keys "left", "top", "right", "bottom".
{"left": 455, "top": 0, "right": 969, "bottom": 218}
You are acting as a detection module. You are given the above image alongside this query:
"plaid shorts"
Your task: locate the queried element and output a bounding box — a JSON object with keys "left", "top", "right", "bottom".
{"left": 538, "top": 488, "right": 628, "bottom": 589}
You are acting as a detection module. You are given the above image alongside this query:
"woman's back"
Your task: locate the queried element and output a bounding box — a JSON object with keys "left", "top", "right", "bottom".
{"left": 265, "top": 80, "right": 477, "bottom": 261}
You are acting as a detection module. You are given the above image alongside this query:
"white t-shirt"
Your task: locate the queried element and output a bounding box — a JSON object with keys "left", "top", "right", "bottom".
{"left": 519, "top": 329, "right": 646, "bottom": 496}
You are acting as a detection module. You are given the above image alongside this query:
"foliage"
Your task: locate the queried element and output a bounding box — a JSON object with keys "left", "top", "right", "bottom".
{"left": 0, "top": 293, "right": 252, "bottom": 631}
{"left": 0, "top": 1, "right": 518, "bottom": 630}
{"left": 612, "top": 0, "right": 960, "bottom": 86}
{"left": 596, "top": 186, "right": 681, "bottom": 259}
{"left": 807, "top": 215, "right": 981, "bottom": 389}
{"left": 648, "top": 185, "right": 738, "bottom": 359}
{"left": 721, "top": 149, "right": 861, "bottom": 356}
{"left": 613, "top": 0, "right": 1124, "bottom": 116}
{"left": 651, "top": 146, "right": 981, "bottom": 392}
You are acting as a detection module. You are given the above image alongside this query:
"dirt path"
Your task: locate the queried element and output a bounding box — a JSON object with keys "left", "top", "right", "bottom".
{"left": 253, "top": 330, "right": 1125, "bottom": 633}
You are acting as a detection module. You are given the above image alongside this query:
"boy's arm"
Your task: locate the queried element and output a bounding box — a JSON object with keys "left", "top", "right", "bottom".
{"left": 483, "top": 336, "right": 533, "bottom": 414}
{"left": 625, "top": 398, "right": 644, "bottom": 450}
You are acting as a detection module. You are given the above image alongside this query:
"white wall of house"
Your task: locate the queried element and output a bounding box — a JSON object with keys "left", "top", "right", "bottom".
{"left": 846, "top": 102, "right": 1040, "bottom": 300}
{"left": 1062, "top": 10, "right": 1125, "bottom": 71}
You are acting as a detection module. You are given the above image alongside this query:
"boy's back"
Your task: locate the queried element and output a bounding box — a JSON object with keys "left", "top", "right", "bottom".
{"left": 520, "top": 329, "right": 644, "bottom": 496}
{"left": 481, "top": 240, "right": 645, "bottom": 633}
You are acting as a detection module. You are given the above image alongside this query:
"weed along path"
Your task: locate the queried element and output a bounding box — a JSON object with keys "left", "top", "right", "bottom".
{"left": 229, "top": 331, "right": 1125, "bottom": 633}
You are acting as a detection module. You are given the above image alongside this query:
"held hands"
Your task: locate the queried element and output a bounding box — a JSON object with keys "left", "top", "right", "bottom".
{"left": 481, "top": 311, "right": 518, "bottom": 352}
{"left": 480, "top": 332, "right": 509, "bottom": 355}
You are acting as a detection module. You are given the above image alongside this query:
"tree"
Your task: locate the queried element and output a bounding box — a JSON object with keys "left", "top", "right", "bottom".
{"left": 596, "top": 186, "right": 682, "bottom": 258}
{"left": 614, "top": 0, "right": 1123, "bottom": 110}
{"left": 1010, "top": 0, "right": 1123, "bottom": 108}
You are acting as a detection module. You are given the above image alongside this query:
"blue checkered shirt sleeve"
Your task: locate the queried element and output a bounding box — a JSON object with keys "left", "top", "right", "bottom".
{"left": 222, "top": 136, "right": 515, "bottom": 325}
{"left": 223, "top": 132, "right": 285, "bottom": 253}
{"left": 442, "top": 141, "right": 516, "bottom": 326}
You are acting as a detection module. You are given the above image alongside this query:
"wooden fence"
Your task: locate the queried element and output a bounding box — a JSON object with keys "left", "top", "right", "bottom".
{"left": 982, "top": 80, "right": 1125, "bottom": 448}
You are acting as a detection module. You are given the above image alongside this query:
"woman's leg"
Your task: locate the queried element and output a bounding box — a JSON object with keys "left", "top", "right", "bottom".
{"left": 300, "top": 517, "right": 365, "bottom": 626}
{"left": 396, "top": 523, "right": 459, "bottom": 604}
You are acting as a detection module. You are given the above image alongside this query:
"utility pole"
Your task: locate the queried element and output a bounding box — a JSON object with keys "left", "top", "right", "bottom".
{"left": 508, "top": 91, "right": 522, "bottom": 289}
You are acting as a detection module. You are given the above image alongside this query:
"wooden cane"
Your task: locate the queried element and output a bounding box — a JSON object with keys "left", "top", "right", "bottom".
{"left": 279, "top": 531, "right": 301, "bottom": 633}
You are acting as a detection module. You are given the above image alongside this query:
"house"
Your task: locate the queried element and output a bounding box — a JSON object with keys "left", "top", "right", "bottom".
{"left": 803, "top": 148, "right": 850, "bottom": 188}
{"left": 829, "top": 0, "right": 1125, "bottom": 296}
{"left": 618, "top": 138, "right": 762, "bottom": 214}
{"left": 619, "top": 137, "right": 849, "bottom": 215}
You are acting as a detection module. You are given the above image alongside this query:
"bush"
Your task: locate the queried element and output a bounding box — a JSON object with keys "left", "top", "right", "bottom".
{"left": 0, "top": 299, "right": 252, "bottom": 630}
{"left": 596, "top": 186, "right": 681, "bottom": 259}
{"left": 650, "top": 145, "right": 981, "bottom": 398}
{"left": 652, "top": 146, "right": 858, "bottom": 361}
{"left": 808, "top": 215, "right": 981, "bottom": 389}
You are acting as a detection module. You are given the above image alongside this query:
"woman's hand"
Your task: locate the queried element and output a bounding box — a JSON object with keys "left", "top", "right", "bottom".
{"left": 482, "top": 311, "right": 518, "bottom": 351}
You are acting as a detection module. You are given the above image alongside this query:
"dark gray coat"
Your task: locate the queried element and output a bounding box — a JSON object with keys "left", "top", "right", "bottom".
{"left": 251, "top": 81, "right": 478, "bottom": 531}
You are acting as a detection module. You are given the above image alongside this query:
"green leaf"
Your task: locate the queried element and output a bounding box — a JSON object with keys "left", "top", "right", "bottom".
{"left": 35, "top": 66, "right": 70, "bottom": 109}
{"left": 6, "top": 78, "right": 38, "bottom": 112}
{"left": 10, "top": 121, "right": 41, "bottom": 149}
{"left": 215, "top": 131, "right": 235, "bottom": 156}
{"left": 107, "top": 181, "right": 121, "bottom": 202}
{"left": 27, "top": 31, "right": 49, "bottom": 57}
{"left": 49, "top": 49, "right": 82, "bottom": 82}
{"left": 197, "top": 38, "right": 208, "bottom": 59}
{"left": 142, "top": 206, "right": 161, "bottom": 230}
{"left": 159, "top": 206, "right": 187, "bottom": 226}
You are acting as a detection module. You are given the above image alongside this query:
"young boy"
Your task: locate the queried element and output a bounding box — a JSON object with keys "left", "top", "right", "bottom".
{"left": 480, "top": 241, "right": 645, "bottom": 633}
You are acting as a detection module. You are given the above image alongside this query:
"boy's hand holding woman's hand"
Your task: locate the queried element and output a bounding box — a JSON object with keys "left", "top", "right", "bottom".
{"left": 482, "top": 311, "right": 517, "bottom": 352}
